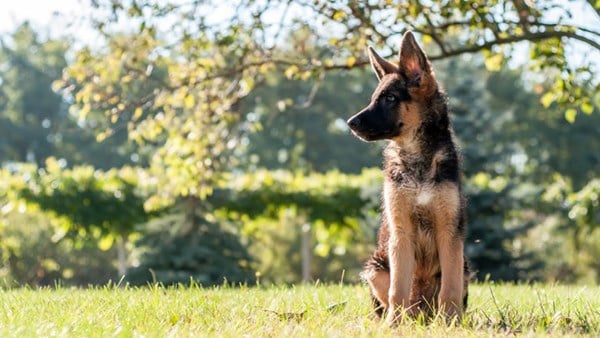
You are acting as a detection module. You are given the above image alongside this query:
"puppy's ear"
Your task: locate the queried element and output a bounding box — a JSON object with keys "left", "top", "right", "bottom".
{"left": 368, "top": 46, "right": 398, "bottom": 81}
{"left": 398, "top": 31, "right": 431, "bottom": 86}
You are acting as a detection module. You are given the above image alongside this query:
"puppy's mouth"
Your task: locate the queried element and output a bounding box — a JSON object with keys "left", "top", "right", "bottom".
{"left": 351, "top": 122, "right": 403, "bottom": 142}
{"left": 381, "top": 122, "right": 403, "bottom": 137}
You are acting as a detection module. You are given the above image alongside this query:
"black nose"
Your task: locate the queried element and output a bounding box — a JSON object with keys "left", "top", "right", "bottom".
{"left": 347, "top": 115, "right": 361, "bottom": 129}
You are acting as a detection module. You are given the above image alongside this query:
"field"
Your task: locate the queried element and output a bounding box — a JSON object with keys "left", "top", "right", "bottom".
{"left": 0, "top": 282, "right": 599, "bottom": 337}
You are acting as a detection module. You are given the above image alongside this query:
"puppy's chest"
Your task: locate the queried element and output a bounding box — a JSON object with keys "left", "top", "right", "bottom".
{"left": 386, "top": 179, "right": 438, "bottom": 228}
{"left": 383, "top": 148, "right": 454, "bottom": 231}
{"left": 386, "top": 184, "right": 439, "bottom": 269}
{"left": 388, "top": 184, "right": 440, "bottom": 267}
{"left": 384, "top": 152, "right": 435, "bottom": 188}
{"left": 408, "top": 185, "right": 437, "bottom": 227}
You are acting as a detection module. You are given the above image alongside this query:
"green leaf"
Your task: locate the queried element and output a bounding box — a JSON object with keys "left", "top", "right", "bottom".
{"left": 96, "top": 132, "right": 108, "bottom": 142}
{"left": 540, "top": 92, "right": 555, "bottom": 108}
{"left": 422, "top": 35, "right": 432, "bottom": 45}
{"left": 284, "top": 65, "right": 299, "bottom": 79}
{"left": 98, "top": 235, "right": 115, "bottom": 251}
{"left": 332, "top": 10, "right": 345, "bottom": 21}
{"left": 241, "top": 76, "right": 255, "bottom": 93}
{"left": 184, "top": 94, "right": 195, "bottom": 109}
{"left": 581, "top": 101, "right": 594, "bottom": 115}
{"left": 346, "top": 56, "right": 356, "bottom": 68}
{"left": 484, "top": 54, "right": 503, "bottom": 72}
{"left": 133, "top": 107, "right": 143, "bottom": 121}
{"left": 565, "top": 108, "right": 577, "bottom": 123}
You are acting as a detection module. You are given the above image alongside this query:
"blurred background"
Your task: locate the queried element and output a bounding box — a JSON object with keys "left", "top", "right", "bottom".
{"left": 0, "top": 0, "right": 598, "bottom": 287}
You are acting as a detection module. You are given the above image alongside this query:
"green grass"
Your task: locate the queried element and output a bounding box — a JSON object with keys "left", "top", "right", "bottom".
{"left": 0, "top": 282, "right": 599, "bottom": 337}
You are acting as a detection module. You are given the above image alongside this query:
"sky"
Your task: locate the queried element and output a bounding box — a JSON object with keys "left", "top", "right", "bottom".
{"left": 0, "top": 0, "right": 90, "bottom": 37}
{"left": 3, "top": 1, "right": 599, "bottom": 35}
{"left": 0, "top": 0, "right": 598, "bottom": 68}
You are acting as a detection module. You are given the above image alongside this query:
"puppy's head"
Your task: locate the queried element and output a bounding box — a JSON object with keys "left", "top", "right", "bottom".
{"left": 347, "top": 31, "right": 438, "bottom": 142}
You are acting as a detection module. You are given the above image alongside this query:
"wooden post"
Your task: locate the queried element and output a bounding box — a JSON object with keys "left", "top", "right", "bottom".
{"left": 117, "top": 233, "right": 128, "bottom": 278}
{"left": 301, "top": 223, "right": 311, "bottom": 283}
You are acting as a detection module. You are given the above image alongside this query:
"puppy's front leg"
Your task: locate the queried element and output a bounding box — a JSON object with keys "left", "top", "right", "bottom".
{"left": 386, "top": 228, "right": 415, "bottom": 324}
{"left": 437, "top": 237, "right": 464, "bottom": 318}
{"left": 384, "top": 184, "right": 415, "bottom": 324}
{"left": 433, "top": 183, "right": 464, "bottom": 318}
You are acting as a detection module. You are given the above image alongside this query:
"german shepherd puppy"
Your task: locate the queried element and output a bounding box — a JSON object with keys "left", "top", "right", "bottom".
{"left": 347, "top": 31, "right": 469, "bottom": 323}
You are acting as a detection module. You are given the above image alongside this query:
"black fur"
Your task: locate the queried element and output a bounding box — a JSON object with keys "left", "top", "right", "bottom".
{"left": 347, "top": 77, "right": 411, "bottom": 142}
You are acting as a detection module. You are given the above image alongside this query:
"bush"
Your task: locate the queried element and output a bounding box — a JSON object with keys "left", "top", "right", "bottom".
{"left": 127, "top": 211, "right": 255, "bottom": 286}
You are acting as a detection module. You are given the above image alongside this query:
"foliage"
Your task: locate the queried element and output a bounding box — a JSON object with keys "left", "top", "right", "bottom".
{"left": 0, "top": 22, "right": 134, "bottom": 169}
{"left": 2, "top": 163, "right": 255, "bottom": 286}
{"left": 16, "top": 159, "right": 154, "bottom": 276}
{"left": 213, "top": 169, "right": 381, "bottom": 254}
{"left": 538, "top": 176, "right": 600, "bottom": 283}
{"left": 210, "top": 169, "right": 382, "bottom": 283}
{"left": 218, "top": 169, "right": 380, "bottom": 225}
{"left": 464, "top": 173, "right": 543, "bottom": 281}
{"left": 478, "top": 70, "right": 600, "bottom": 188}
{"left": 55, "top": 12, "right": 267, "bottom": 208}
{"left": 0, "top": 284, "right": 599, "bottom": 336}
{"left": 19, "top": 158, "right": 150, "bottom": 241}
{"left": 567, "top": 178, "right": 600, "bottom": 231}
{"left": 237, "top": 215, "right": 371, "bottom": 284}
{"left": 59, "top": 0, "right": 599, "bottom": 207}
{"left": 0, "top": 209, "right": 117, "bottom": 287}
{"left": 309, "top": 0, "right": 600, "bottom": 120}
{"left": 0, "top": 167, "right": 120, "bottom": 286}
{"left": 127, "top": 211, "right": 255, "bottom": 286}
{"left": 242, "top": 68, "right": 381, "bottom": 172}
{"left": 0, "top": 23, "right": 68, "bottom": 165}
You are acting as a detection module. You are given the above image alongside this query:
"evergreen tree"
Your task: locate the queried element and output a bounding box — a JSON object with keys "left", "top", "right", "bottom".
{"left": 0, "top": 23, "right": 66, "bottom": 165}
{"left": 0, "top": 23, "right": 135, "bottom": 169}
{"left": 127, "top": 210, "right": 255, "bottom": 286}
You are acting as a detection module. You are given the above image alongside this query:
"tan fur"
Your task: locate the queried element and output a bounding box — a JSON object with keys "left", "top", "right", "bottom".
{"left": 365, "top": 269, "right": 390, "bottom": 310}
{"left": 431, "top": 183, "right": 464, "bottom": 317}
{"left": 383, "top": 181, "right": 417, "bottom": 321}
{"left": 381, "top": 179, "right": 465, "bottom": 322}
{"left": 391, "top": 101, "right": 422, "bottom": 149}
{"left": 407, "top": 70, "right": 437, "bottom": 100}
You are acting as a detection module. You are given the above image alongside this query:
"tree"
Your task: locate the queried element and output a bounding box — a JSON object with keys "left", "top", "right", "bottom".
{"left": 55, "top": 26, "right": 263, "bottom": 213}
{"left": 50, "top": 1, "right": 599, "bottom": 283}
{"left": 539, "top": 176, "right": 600, "bottom": 282}
{"left": 208, "top": 168, "right": 381, "bottom": 283}
{"left": 59, "top": 0, "right": 599, "bottom": 211}
{"left": 242, "top": 67, "right": 381, "bottom": 172}
{"left": 126, "top": 211, "right": 255, "bottom": 286}
{"left": 0, "top": 23, "right": 68, "bottom": 165}
{"left": 0, "top": 22, "right": 138, "bottom": 169}
{"left": 19, "top": 158, "right": 152, "bottom": 277}
{"left": 288, "top": 0, "right": 599, "bottom": 119}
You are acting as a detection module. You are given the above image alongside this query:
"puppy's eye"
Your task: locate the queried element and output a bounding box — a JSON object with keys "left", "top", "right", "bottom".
{"left": 385, "top": 94, "right": 396, "bottom": 102}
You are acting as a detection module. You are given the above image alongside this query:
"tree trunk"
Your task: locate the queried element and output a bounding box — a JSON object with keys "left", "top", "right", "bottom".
{"left": 301, "top": 223, "right": 312, "bottom": 283}
{"left": 117, "top": 234, "right": 128, "bottom": 278}
{"left": 185, "top": 195, "right": 199, "bottom": 232}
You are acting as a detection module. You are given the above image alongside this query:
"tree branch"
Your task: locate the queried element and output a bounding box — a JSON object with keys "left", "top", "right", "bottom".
{"left": 585, "top": 0, "right": 600, "bottom": 17}
{"left": 427, "top": 29, "right": 600, "bottom": 60}
{"left": 287, "top": 28, "right": 600, "bottom": 71}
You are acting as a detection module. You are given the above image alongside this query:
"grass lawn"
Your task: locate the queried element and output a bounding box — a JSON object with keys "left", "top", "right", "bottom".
{"left": 0, "top": 282, "right": 599, "bottom": 337}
